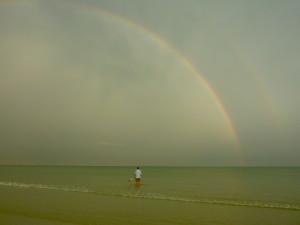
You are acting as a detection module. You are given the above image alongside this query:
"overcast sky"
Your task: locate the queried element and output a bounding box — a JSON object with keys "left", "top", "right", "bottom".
{"left": 0, "top": 0, "right": 299, "bottom": 166}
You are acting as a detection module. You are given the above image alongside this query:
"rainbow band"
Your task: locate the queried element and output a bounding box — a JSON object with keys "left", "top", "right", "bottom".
{"left": 1, "top": 0, "right": 243, "bottom": 162}
{"left": 67, "top": 2, "right": 242, "bottom": 151}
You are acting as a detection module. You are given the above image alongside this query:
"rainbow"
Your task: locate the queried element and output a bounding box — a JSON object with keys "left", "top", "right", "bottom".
{"left": 66, "top": 2, "right": 242, "bottom": 151}
{"left": 206, "top": 18, "right": 282, "bottom": 135}
{"left": 1, "top": 0, "right": 244, "bottom": 163}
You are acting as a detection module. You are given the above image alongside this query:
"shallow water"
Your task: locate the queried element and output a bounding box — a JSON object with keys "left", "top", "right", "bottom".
{"left": 0, "top": 166, "right": 299, "bottom": 224}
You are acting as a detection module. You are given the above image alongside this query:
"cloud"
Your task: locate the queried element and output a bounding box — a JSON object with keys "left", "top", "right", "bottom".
{"left": 95, "top": 142, "right": 127, "bottom": 147}
{"left": 1, "top": 0, "right": 299, "bottom": 166}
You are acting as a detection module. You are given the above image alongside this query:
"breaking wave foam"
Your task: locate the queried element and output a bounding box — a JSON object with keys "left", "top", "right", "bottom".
{"left": 1, "top": 181, "right": 299, "bottom": 211}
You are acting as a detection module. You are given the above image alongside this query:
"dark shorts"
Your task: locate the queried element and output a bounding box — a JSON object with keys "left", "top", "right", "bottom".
{"left": 135, "top": 178, "right": 140, "bottom": 181}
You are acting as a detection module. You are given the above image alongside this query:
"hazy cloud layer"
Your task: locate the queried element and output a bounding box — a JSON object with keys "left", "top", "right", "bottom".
{"left": 0, "top": 0, "right": 299, "bottom": 166}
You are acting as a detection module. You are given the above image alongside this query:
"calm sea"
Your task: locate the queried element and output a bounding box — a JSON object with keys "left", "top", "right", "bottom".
{"left": 0, "top": 166, "right": 299, "bottom": 225}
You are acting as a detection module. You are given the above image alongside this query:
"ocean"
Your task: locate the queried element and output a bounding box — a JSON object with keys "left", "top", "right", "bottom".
{"left": 0, "top": 166, "right": 299, "bottom": 225}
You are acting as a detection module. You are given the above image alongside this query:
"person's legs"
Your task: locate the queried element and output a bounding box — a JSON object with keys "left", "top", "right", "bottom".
{"left": 135, "top": 178, "right": 141, "bottom": 187}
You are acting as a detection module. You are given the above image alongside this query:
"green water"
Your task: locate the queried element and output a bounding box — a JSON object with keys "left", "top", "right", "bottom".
{"left": 0, "top": 166, "right": 299, "bottom": 224}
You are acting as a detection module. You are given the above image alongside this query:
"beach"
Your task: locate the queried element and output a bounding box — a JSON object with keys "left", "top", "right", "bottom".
{"left": 0, "top": 166, "right": 299, "bottom": 225}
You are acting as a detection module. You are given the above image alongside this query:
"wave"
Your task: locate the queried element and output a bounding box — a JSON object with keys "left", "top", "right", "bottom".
{"left": 1, "top": 181, "right": 299, "bottom": 211}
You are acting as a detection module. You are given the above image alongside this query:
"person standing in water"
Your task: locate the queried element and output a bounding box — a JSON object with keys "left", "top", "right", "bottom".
{"left": 134, "top": 167, "right": 142, "bottom": 187}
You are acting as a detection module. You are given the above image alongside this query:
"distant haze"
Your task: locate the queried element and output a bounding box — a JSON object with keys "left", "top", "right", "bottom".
{"left": 1, "top": 0, "right": 300, "bottom": 166}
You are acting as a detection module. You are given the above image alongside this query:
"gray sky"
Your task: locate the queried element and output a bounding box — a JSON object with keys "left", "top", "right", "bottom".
{"left": 0, "top": 0, "right": 299, "bottom": 166}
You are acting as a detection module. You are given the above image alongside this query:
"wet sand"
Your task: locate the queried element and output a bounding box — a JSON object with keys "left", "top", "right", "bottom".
{"left": 1, "top": 186, "right": 299, "bottom": 225}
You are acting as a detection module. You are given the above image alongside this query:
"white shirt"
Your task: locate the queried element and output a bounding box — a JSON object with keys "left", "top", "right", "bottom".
{"left": 135, "top": 169, "right": 142, "bottom": 179}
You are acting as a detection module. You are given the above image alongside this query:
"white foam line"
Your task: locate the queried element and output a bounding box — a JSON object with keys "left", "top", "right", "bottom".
{"left": 1, "top": 181, "right": 299, "bottom": 211}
